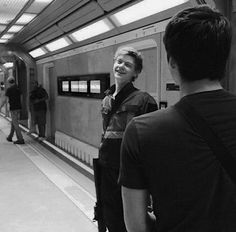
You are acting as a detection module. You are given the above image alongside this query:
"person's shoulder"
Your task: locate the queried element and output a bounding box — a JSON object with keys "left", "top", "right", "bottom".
{"left": 131, "top": 90, "right": 156, "bottom": 103}
{"left": 133, "top": 106, "right": 182, "bottom": 129}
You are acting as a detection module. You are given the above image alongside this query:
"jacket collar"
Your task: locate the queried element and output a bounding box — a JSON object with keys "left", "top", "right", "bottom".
{"left": 104, "top": 82, "right": 137, "bottom": 97}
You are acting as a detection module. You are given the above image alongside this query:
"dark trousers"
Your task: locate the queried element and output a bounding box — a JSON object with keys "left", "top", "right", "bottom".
{"left": 100, "top": 166, "right": 127, "bottom": 232}
{"left": 34, "top": 110, "right": 46, "bottom": 137}
{"left": 8, "top": 110, "right": 24, "bottom": 141}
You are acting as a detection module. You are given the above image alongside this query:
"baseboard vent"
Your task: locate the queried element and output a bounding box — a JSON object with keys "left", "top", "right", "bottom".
{"left": 55, "top": 131, "right": 99, "bottom": 167}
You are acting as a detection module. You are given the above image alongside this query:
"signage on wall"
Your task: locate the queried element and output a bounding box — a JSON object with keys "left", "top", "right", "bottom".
{"left": 58, "top": 73, "right": 110, "bottom": 99}
{"left": 166, "top": 83, "right": 180, "bottom": 91}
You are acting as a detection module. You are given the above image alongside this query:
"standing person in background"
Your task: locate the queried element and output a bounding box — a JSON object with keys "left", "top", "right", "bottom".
{"left": 95, "top": 47, "right": 158, "bottom": 232}
{"left": 30, "top": 81, "right": 48, "bottom": 141}
{"left": 119, "top": 5, "right": 236, "bottom": 232}
{"left": 0, "top": 77, "right": 25, "bottom": 144}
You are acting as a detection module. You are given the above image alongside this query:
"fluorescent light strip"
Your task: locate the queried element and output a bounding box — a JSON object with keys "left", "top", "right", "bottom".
{"left": 110, "top": 0, "right": 188, "bottom": 26}
{"left": 8, "top": 25, "right": 24, "bottom": 33}
{"left": 29, "top": 48, "right": 46, "bottom": 58}
{"left": 0, "top": 39, "right": 8, "bottom": 43}
{"left": 16, "top": 13, "right": 37, "bottom": 24}
{"left": 70, "top": 19, "right": 113, "bottom": 42}
{"left": 3, "top": 62, "right": 14, "bottom": 68}
{"left": 35, "top": 0, "right": 54, "bottom": 2}
{"left": 45, "top": 37, "right": 71, "bottom": 52}
{"left": 0, "top": 25, "right": 6, "bottom": 31}
{"left": 1, "top": 34, "right": 13, "bottom": 39}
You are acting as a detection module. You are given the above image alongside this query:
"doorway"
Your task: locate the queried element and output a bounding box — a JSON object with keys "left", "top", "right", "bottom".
{"left": 43, "top": 63, "right": 55, "bottom": 142}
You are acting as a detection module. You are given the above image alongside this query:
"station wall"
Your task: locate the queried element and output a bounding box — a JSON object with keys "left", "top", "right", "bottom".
{"left": 36, "top": 33, "right": 164, "bottom": 148}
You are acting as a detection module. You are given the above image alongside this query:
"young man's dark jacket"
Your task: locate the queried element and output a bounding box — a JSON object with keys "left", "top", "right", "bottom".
{"left": 99, "top": 82, "right": 158, "bottom": 168}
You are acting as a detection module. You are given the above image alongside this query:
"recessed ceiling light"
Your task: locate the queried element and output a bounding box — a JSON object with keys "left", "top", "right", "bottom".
{"left": 8, "top": 25, "right": 24, "bottom": 33}
{"left": 16, "top": 13, "right": 36, "bottom": 24}
{"left": 29, "top": 48, "right": 46, "bottom": 58}
{"left": 0, "top": 39, "right": 8, "bottom": 43}
{"left": 1, "top": 34, "right": 13, "bottom": 39}
{"left": 35, "top": 0, "right": 54, "bottom": 3}
{"left": 70, "top": 19, "right": 113, "bottom": 42}
{"left": 45, "top": 37, "right": 71, "bottom": 52}
{"left": 3, "top": 62, "right": 14, "bottom": 68}
{"left": 0, "top": 25, "right": 7, "bottom": 32}
{"left": 110, "top": 0, "right": 188, "bottom": 26}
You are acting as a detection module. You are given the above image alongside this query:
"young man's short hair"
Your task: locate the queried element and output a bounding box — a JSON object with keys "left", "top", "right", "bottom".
{"left": 163, "top": 5, "right": 232, "bottom": 82}
{"left": 114, "top": 46, "right": 143, "bottom": 74}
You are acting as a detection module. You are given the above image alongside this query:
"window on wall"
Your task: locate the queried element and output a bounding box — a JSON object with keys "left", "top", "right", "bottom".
{"left": 57, "top": 73, "right": 110, "bottom": 99}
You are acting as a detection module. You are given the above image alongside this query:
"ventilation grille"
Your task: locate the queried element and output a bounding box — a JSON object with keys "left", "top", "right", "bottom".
{"left": 36, "top": 25, "right": 63, "bottom": 44}
{"left": 23, "top": 38, "right": 41, "bottom": 50}
{"left": 55, "top": 131, "right": 98, "bottom": 167}
{"left": 58, "top": 1, "right": 104, "bottom": 33}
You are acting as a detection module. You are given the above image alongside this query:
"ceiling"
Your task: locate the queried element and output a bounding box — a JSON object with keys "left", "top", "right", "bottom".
{"left": 0, "top": 0, "right": 212, "bottom": 61}
{"left": 0, "top": 0, "right": 141, "bottom": 55}
{"left": 0, "top": 0, "right": 55, "bottom": 43}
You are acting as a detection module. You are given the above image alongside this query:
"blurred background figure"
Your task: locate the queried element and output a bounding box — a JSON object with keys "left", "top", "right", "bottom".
{"left": 29, "top": 81, "right": 48, "bottom": 141}
{"left": 0, "top": 77, "right": 25, "bottom": 144}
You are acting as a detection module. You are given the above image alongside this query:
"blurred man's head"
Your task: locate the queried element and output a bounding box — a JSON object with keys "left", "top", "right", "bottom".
{"left": 163, "top": 5, "right": 232, "bottom": 82}
{"left": 31, "top": 80, "right": 39, "bottom": 90}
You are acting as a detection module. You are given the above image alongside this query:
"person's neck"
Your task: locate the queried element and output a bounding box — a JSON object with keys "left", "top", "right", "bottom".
{"left": 180, "top": 79, "right": 223, "bottom": 98}
{"left": 113, "top": 81, "right": 130, "bottom": 97}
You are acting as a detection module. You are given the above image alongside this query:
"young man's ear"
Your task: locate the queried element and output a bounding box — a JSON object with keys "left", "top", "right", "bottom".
{"left": 168, "top": 56, "right": 180, "bottom": 85}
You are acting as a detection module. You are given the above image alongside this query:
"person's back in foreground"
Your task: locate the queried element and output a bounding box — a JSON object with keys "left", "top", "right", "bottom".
{"left": 119, "top": 5, "right": 236, "bottom": 232}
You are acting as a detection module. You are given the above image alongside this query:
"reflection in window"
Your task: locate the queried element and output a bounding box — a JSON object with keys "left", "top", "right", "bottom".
{"left": 79, "top": 81, "right": 88, "bottom": 93}
{"left": 90, "top": 80, "right": 101, "bottom": 93}
{"left": 71, "top": 81, "right": 79, "bottom": 92}
{"left": 62, "top": 81, "right": 69, "bottom": 92}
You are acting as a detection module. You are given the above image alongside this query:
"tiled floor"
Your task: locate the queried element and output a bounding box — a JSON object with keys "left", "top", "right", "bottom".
{"left": 0, "top": 116, "right": 98, "bottom": 232}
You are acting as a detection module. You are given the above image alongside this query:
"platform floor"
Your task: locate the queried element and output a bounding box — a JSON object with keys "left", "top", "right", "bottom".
{"left": 0, "top": 116, "right": 98, "bottom": 232}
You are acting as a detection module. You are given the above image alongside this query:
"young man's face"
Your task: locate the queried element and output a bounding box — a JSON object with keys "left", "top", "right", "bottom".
{"left": 113, "top": 54, "right": 137, "bottom": 85}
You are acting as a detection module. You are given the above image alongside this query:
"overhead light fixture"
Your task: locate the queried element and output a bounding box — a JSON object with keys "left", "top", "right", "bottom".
{"left": 70, "top": 19, "right": 114, "bottom": 42}
{"left": 0, "top": 39, "right": 8, "bottom": 43}
{"left": 8, "top": 25, "right": 24, "bottom": 33}
{"left": 16, "top": 13, "right": 37, "bottom": 24}
{"left": 1, "top": 34, "right": 13, "bottom": 39}
{"left": 29, "top": 48, "right": 47, "bottom": 58}
{"left": 110, "top": 0, "right": 188, "bottom": 26}
{"left": 45, "top": 37, "right": 71, "bottom": 52}
{"left": 3, "top": 62, "right": 14, "bottom": 68}
{"left": 35, "top": 0, "right": 54, "bottom": 2}
{"left": 0, "top": 25, "right": 6, "bottom": 32}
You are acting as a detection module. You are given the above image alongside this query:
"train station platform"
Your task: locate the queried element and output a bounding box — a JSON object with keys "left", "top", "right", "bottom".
{"left": 0, "top": 115, "right": 98, "bottom": 232}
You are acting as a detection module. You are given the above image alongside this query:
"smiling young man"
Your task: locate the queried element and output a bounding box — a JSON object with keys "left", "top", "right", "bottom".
{"left": 119, "top": 6, "right": 236, "bottom": 232}
{"left": 96, "top": 47, "right": 158, "bottom": 232}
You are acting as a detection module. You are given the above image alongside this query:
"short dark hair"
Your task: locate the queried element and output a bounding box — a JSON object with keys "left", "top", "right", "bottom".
{"left": 114, "top": 47, "right": 143, "bottom": 74}
{"left": 163, "top": 5, "right": 232, "bottom": 81}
